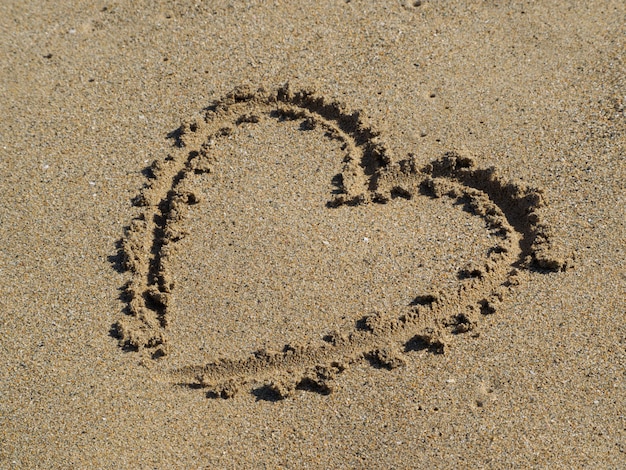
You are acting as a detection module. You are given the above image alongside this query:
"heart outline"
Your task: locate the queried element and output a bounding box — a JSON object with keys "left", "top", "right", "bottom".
{"left": 112, "top": 84, "right": 569, "bottom": 399}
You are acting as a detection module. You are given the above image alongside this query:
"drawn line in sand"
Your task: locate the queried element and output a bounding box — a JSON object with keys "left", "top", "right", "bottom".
{"left": 112, "top": 84, "right": 571, "bottom": 399}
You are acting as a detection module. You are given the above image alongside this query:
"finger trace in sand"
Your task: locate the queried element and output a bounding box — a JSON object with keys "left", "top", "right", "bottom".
{"left": 112, "top": 84, "right": 570, "bottom": 399}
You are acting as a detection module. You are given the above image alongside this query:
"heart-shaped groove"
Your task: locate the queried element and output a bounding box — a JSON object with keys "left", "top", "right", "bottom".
{"left": 112, "top": 84, "right": 569, "bottom": 399}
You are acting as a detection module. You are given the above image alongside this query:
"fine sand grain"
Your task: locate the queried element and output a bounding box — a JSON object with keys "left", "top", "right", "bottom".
{"left": 1, "top": 1, "right": 624, "bottom": 468}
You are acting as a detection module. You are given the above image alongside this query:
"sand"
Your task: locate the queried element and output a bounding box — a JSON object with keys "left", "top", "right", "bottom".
{"left": 1, "top": 0, "right": 624, "bottom": 467}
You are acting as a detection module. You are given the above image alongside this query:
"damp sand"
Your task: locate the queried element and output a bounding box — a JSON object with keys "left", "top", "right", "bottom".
{"left": 1, "top": 1, "right": 624, "bottom": 468}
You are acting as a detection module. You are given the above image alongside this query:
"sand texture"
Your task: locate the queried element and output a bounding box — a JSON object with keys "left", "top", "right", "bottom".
{"left": 1, "top": 1, "right": 625, "bottom": 468}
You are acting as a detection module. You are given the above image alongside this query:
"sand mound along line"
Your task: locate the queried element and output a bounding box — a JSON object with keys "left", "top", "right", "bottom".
{"left": 111, "top": 84, "right": 571, "bottom": 399}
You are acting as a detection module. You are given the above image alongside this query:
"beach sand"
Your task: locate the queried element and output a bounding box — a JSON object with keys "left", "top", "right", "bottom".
{"left": 1, "top": 1, "right": 624, "bottom": 467}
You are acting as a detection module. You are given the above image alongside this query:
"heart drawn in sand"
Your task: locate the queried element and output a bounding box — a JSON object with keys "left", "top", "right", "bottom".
{"left": 112, "top": 85, "right": 568, "bottom": 399}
